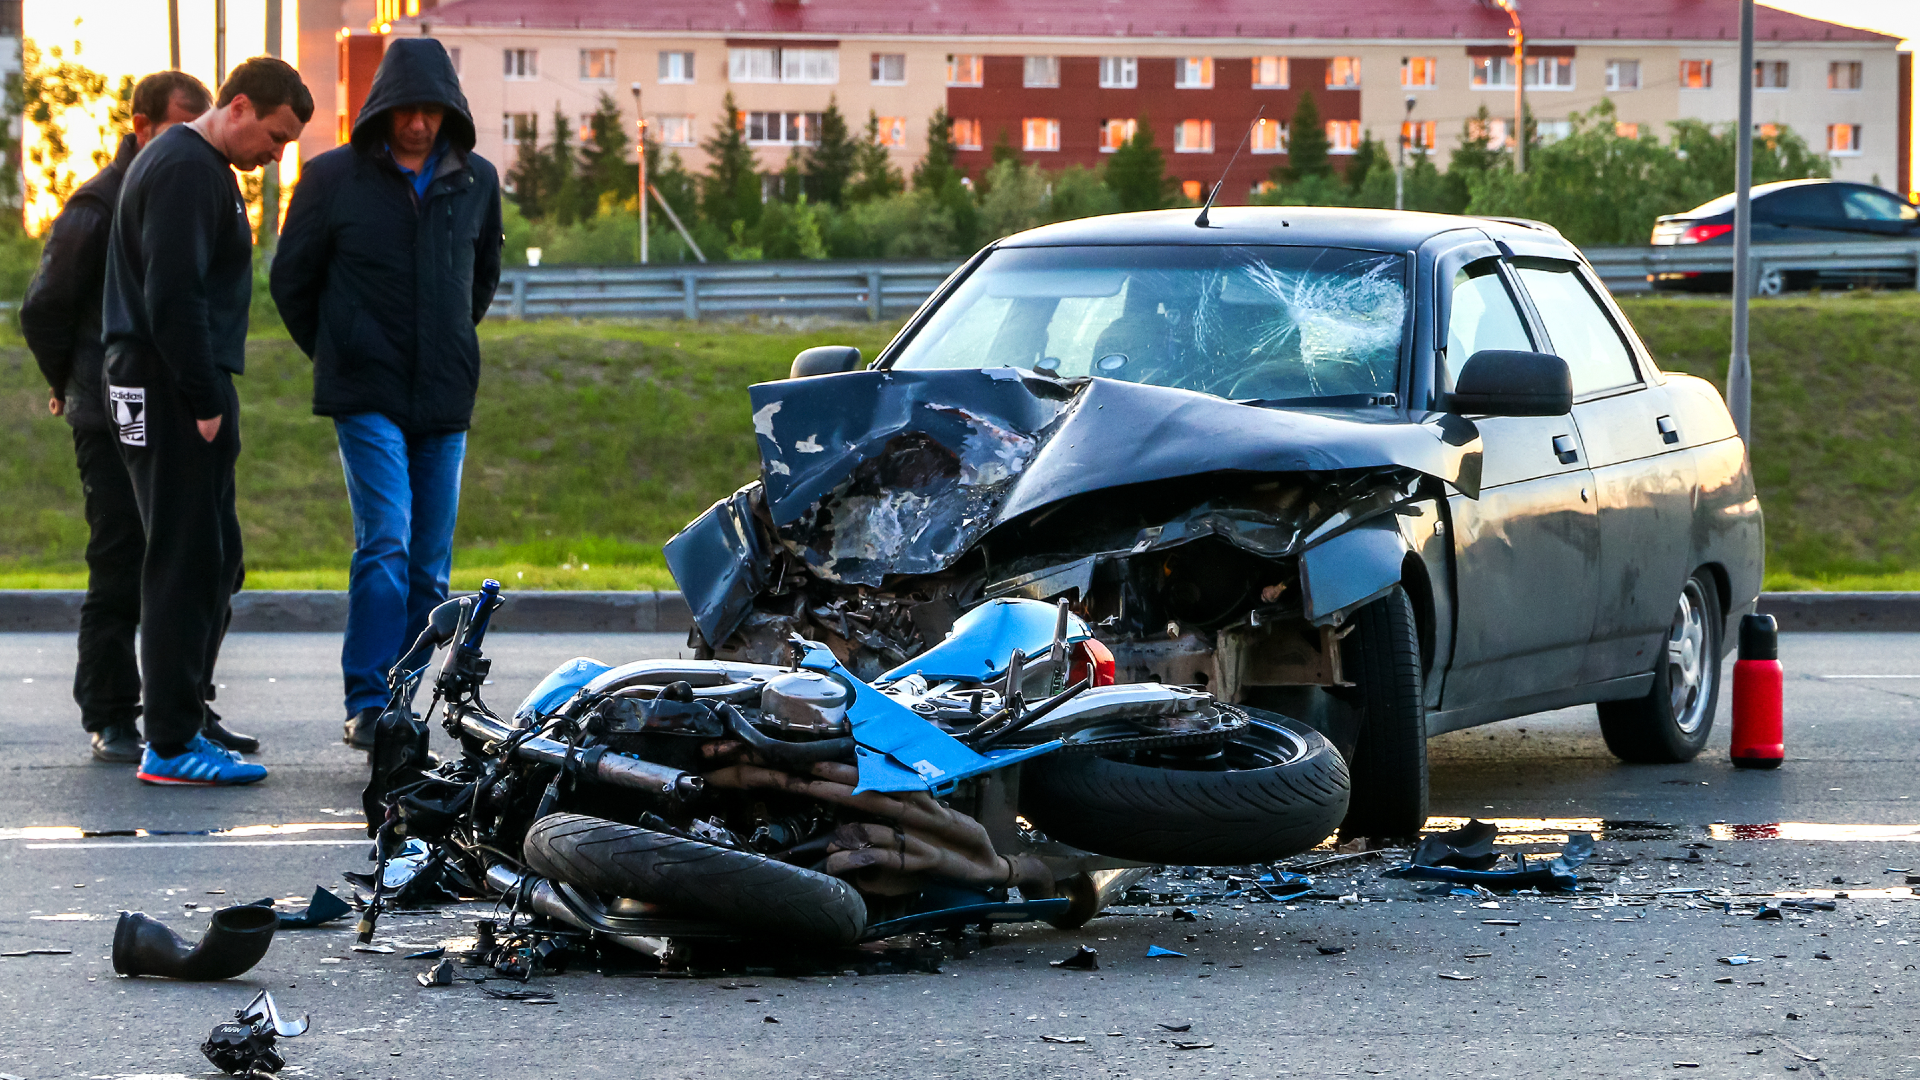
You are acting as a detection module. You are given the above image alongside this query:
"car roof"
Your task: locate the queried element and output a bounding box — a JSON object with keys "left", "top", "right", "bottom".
{"left": 1677, "top": 177, "right": 1901, "bottom": 218}
{"left": 993, "top": 206, "right": 1567, "bottom": 255}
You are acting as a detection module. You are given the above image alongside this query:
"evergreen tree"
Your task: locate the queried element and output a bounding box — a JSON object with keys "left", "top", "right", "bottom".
{"left": 544, "top": 108, "right": 585, "bottom": 224}
{"left": 1442, "top": 105, "right": 1502, "bottom": 212}
{"left": 912, "top": 108, "right": 961, "bottom": 193}
{"left": 848, "top": 111, "right": 905, "bottom": 204}
{"left": 1105, "top": 119, "right": 1173, "bottom": 212}
{"left": 579, "top": 91, "right": 635, "bottom": 210}
{"left": 990, "top": 127, "right": 1019, "bottom": 168}
{"left": 803, "top": 97, "right": 858, "bottom": 206}
{"left": 909, "top": 108, "right": 980, "bottom": 253}
{"left": 700, "top": 92, "right": 763, "bottom": 230}
{"left": 1281, "top": 91, "right": 1331, "bottom": 182}
{"left": 505, "top": 122, "right": 548, "bottom": 220}
{"left": 776, "top": 148, "right": 806, "bottom": 202}
{"left": 1344, "top": 131, "right": 1390, "bottom": 194}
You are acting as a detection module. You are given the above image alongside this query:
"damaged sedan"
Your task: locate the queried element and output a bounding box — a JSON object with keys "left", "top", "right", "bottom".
{"left": 667, "top": 207, "right": 1764, "bottom": 840}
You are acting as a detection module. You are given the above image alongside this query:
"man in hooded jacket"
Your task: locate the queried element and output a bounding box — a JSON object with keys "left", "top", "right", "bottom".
{"left": 270, "top": 38, "right": 503, "bottom": 750}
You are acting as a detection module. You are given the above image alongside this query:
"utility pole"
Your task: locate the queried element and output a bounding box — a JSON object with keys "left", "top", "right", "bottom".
{"left": 168, "top": 0, "right": 181, "bottom": 69}
{"left": 1493, "top": 0, "right": 1525, "bottom": 173}
{"left": 214, "top": 0, "right": 227, "bottom": 85}
{"left": 631, "top": 83, "right": 648, "bottom": 264}
{"left": 1729, "top": 0, "right": 1756, "bottom": 446}
{"left": 1396, "top": 95, "right": 1415, "bottom": 210}
{"left": 259, "top": 0, "right": 283, "bottom": 251}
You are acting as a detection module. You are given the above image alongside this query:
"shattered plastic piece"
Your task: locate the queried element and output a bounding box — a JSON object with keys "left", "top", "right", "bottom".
{"left": 1753, "top": 906, "right": 1784, "bottom": 921}
{"left": 1719, "top": 955, "right": 1755, "bottom": 966}
{"left": 416, "top": 959, "right": 456, "bottom": 987}
{"left": 270, "top": 886, "right": 353, "bottom": 930}
{"left": 1050, "top": 946, "right": 1099, "bottom": 971}
{"left": 1172, "top": 1041, "right": 1215, "bottom": 1051}
{"left": 1813, "top": 952, "right": 1832, "bottom": 960}
{"left": 1438, "top": 972, "right": 1477, "bottom": 981}
{"left": 1172, "top": 909, "right": 1199, "bottom": 923}
{"left": 200, "top": 990, "right": 308, "bottom": 1076}
{"left": 113, "top": 905, "right": 279, "bottom": 981}
{"left": 351, "top": 943, "right": 395, "bottom": 954}
{"left": 1041, "top": 1035, "right": 1087, "bottom": 1044}
{"left": 1714, "top": 977, "right": 1734, "bottom": 984}
{"left": 480, "top": 986, "right": 555, "bottom": 1002}
{"left": 763, "top": 1016, "right": 780, "bottom": 1024}
{"left": 404, "top": 947, "right": 445, "bottom": 960}
{"left": 1482, "top": 920, "right": 1520, "bottom": 927}
{"left": 1316, "top": 946, "right": 1346, "bottom": 955}
{"left": 1157, "top": 1023, "right": 1193, "bottom": 1033}
{"left": 1385, "top": 832, "right": 1594, "bottom": 890}
{"left": 1146, "top": 945, "right": 1187, "bottom": 958}
{"left": 1410, "top": 819, "right": 1500, "bottom": 871}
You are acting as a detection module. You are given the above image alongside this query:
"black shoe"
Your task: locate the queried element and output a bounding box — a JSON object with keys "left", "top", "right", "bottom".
{"left": 344, "top": 707, "right": 382, "bottom": 751}
{"left": 90, "top": 726, "right": 145, "bottom": 764}
{"left": 202, "top": 710, "right": 261, "bottom": 755}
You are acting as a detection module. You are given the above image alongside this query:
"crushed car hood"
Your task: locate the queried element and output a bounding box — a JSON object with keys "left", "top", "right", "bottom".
{"left": 748, "top": 368, "right": 1481, "bottom": 587}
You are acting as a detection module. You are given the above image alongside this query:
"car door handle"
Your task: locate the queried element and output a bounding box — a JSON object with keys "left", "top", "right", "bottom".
{"left": 1656, "top": 415, "right": 1680, "bottom": 445}
{"left": 1552, "top": 434, "right": 1579, "bottom": 464}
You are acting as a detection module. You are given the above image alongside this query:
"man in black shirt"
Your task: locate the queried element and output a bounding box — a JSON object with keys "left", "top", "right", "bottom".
{"left": 21, "top": 71, "right": 212, "bottom": 764}
{"left": 101, "top": 57, "right": 311, "bottom": 786}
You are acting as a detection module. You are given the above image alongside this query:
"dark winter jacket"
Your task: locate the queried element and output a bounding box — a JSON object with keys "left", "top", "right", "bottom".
{"left": 270, "top": 37, "right": 503, "bottom": 434}
{"left": 21, "top": 134, "right": 138, "bottom": 431}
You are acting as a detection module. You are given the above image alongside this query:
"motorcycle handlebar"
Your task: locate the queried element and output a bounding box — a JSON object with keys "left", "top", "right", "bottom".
{"left": 456, "top": 707, "right": 704, "bottom": 800}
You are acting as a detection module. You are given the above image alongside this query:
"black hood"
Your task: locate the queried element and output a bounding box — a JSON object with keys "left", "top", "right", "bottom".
{"left": 350, "top": 37, "right": 475, "bottom": 154}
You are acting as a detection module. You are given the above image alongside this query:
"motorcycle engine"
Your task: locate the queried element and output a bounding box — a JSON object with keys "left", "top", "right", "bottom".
{"left": 758, "top": 671, "right": 851, "bottom": 735}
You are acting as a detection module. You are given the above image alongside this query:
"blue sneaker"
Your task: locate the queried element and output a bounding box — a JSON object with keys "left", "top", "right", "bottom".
{"left": 136, "top": 735, "right": 267, "bottom": 786}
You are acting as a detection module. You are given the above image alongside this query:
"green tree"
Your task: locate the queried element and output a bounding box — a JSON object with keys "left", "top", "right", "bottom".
{"left": 1344, "top": 131, "right": 1390, "bottom": 195}
{"left": 505, "top": 123, "right": 549, "bottom": 220}
{"left": 755, "top": 194, "right": 829, "bottom": 259}
{"left": 848, "top": 111, "right": 904, "bottom": 204}
{"left": 803, "top": 97, "right": 857, "bottom": 206}
{"left": 544, "top": 107, "right": 586, "bottom": 225}
{"left": 1281, "top": 91, "right": 1331, "bottom": 183}
{"left": 1441, "top": 105, "right": 1503, "bottom": 212}
{"left": 701, "top": 92, "right": 763, "bottom": 232}
{"left": 1104, "top": 119, "right": 1173, "bottom": 212}
{"left": 18, "top": 38, "right": 115, "bottom": 215}
{"left": 909, "top": 109, "right": 980, "bottom": 251}
{"left": 912, "top": 107, "right": 962, "bottom": 193}
{"left": 990, "top": 128, "right": 1019, "bottom": 168}
{"left": 578, "top": 92, "right": 635, "bottom": 210}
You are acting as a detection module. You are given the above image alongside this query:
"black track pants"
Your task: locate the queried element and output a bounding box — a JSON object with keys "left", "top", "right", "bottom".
{"left": 71, "top": 425, "right": 145, "bottom": 733}
{"left": 106, "top": 349, "right": 243, "bottom": 749}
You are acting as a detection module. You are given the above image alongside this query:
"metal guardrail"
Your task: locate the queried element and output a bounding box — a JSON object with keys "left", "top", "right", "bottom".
{"left": 486, "top": 261, "right": 962, "bottom": 321}
{"left": 1584, "top": 239, "right": 1920, "bottom": 295}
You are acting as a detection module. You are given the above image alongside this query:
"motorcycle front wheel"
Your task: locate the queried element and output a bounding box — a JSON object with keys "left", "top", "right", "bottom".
{"left": 1018, "top": 711, "right": 1350, "bottom": 866}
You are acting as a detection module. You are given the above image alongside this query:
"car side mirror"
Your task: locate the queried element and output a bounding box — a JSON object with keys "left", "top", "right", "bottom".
{"left": 790, "top": 345, "right": 863, "bottom": 379}
{"left": 1449, "top": 350, "right": 1573, "bottom": 417}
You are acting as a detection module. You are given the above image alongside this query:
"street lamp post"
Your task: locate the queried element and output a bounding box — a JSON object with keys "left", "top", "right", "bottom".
{"left": 631, "top": 83, "right": 648, "bottom": 265}
{"left": 1396, "top": 94, "right": 1415, "bottom": 210}
{"left": 1492, "top": 0, "right": 1525, "bottom": 173}
{"left": 1729, "top": 0, "right": 1756, "bottom": 446}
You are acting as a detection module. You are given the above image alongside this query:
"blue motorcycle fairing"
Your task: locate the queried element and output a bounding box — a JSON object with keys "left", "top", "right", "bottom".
{"left": 514, "top": 656, "right": 614, "bottom": 721}
{"left": 880, "top": 597, "right": 1092, "bottom": 685}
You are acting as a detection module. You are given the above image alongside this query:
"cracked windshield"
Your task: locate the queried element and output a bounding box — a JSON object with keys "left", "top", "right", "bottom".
{"left": 890, "top": 245, "right": 1408, "bottom": 403}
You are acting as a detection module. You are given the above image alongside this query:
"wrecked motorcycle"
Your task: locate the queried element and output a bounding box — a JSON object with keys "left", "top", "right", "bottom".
{"left": 361, "top": 581, "right": 1347, "bottom": 949}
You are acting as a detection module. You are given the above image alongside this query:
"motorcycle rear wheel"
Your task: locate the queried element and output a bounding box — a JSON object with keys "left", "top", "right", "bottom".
{"left": 1019, "top": 712, "right": 1350, "bottom": 866}
{"left": 522, "top": 813, "right": 868, "bottom": 946}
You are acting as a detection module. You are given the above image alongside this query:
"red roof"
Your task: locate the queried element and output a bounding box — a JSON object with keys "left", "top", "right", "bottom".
{"left": 412, "top": 0, "right": 1896, "bottom": 44}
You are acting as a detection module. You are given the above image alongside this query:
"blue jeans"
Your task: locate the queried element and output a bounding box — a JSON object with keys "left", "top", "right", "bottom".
{"left": 335, "top": 413, "right": 466, "bottom": 716}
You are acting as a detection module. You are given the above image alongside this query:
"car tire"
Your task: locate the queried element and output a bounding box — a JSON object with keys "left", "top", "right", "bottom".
{"left": 1755, "top": 268, "right": 1787, "bottom": 296}
{"left": 1597, "top": 572, "right": 1723, "bottom": 764}
{"left": 1335, "top": 586, "right": 1430, "bottom": 842}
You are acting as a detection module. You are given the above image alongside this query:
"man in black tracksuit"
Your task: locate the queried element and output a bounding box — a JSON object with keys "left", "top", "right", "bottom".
{"left": 101, "top": 58, "right": 311, "bottom": 786}
{"left": 21, "top": 71, "right": 213, "bottom": 763}
{"left": 271, "top": 38, "right": 503, "bottom": 750}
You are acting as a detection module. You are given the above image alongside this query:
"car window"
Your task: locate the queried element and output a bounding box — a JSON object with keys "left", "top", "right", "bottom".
{"left": 1443, "top": 259, "right": 1532, "bottom": 388}
{"left": 1514, "top": 263, "right": 1639, "bottom": 396}
{"left": 1840, "top": 187, "right": 1917, "bottom": 222}
{"left": 1759, "top": 185, "right": 1840, "bottom": 220}
{"left": 890, "top": 245, "right": 1408, "bottom": 403}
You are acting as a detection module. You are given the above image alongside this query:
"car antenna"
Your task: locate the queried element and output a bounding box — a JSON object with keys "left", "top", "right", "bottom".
{"left": 1195, "top": 105, "right": 1263, "bottom": 229}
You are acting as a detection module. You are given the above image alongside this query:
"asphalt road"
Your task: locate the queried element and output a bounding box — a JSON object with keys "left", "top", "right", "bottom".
{"left": 0, "top": 631, "right": 1915, "bottom": 1079}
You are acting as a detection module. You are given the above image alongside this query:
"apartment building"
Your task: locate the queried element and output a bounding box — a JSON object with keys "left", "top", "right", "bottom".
{"left": 367, "top": 0, "right": 1909, "bottom": 198}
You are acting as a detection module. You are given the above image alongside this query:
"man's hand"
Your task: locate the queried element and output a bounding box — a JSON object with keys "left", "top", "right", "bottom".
{"left": 48, "top": 393, "right": 64, "bottom": 417}
{"left": 197, "top": 415, "right": 222, "bottom": 443}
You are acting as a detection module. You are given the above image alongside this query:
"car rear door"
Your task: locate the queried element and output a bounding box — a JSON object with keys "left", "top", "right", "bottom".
{"left": 1755, "top": 184, "right": 1846, "bottom": 240}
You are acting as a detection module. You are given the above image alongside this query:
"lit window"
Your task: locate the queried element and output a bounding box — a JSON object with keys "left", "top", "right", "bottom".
{"left": 947, "top": 54, "right": 983, "bottom": 86}
{"left": 1326, "top": 119, "right": 1360, "bottom": 153}
{"left": 1024, "top": 56, "right": 1059, "bottom": 88}
{"left": 1526, "top": 56, "right": 1574, "bottom": 89}
{"left": 730, "top": 48, "right": 838, "bottom": 84}
{"left": 745, "top": 111, "right": 826, "bottom": 145}
{"left": 659, "top": 51, "right": 694, "bottom": 83}
{"left": 1614, "top": 121, "right": 1640, "bottom": 139}
{"left": 1250, "top": 117, "right": 1287, "bottom": 153}
{"left": 1827, "top": 123, "right": 1862, "bottom": 155}
{"left": 1173, "top": 119, "right": 1214, "bottom": 153}
{"left": 1098, "top": 119, "right": 1138, "bottom": 152}
{"left": 1605, "top": 59, "right": 1640, "bottom": 91}
{"left": 876, "top": 116, "right": 907, "bottom": 148}
{"left": 1175, "top": 57, "right": 1213, "bottom": 89}
{"left": 1022, "top": 118, "right": 1061, "bottom": 152}
{"left": 503, "top": 112, "right": 538, "bottom": 141}
{"left": 656, "top": 115, "right": 697, "bottom": 147}
{"left": 1468, "top": 116, "right": 1509, "bottom": 150}
{"left": 1401, "top": 56, "right": 1436, "bottom": 89}
{"left": 1756, "top": 122, "right": 1780, "bottom": 140}
{"left": 1099, "top": 56, "right": 1137, "bottom": 89}
{"left": 579, "top": 49, "right": 615, "bottom": 82}
{"left": 1829, "top": 60, "right": 1863, "bottom": 90}
{"left": 1326, "top": 57, "right": 1361, "bottom": 89}
{"left": 1251, "top": 56, "right": 1289, "bottom": 89}
{"left": 1181, "top": 180, "right": 1204, "bottom": 202}
{"left": 1679, "top": 59, "right": 1712, "bottom": 89}
{"left": 950, "top": 117, "right": 983, "bottom": 149}
{"left": 1754, "top": 60, "right": 1789, "bottom": 89}
{"left": 1401, "top": 119, "right": 1436, "bottom": 153}
{"left": 871, "top": 53, "right": 906, "bottom": 85}
{"left": 503, "top": 49, "right": 537, "bottom": 80}
{"left": 1471, "top": 56, "right": 1517, "bottom": 89}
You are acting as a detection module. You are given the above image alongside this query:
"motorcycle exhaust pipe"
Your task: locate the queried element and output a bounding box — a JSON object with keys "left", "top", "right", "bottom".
{"left": 482, "top": 864, "right": 665, "bottom": 958}
{"left": 1045, "top": 866, "right": 1154, "bottom": 930}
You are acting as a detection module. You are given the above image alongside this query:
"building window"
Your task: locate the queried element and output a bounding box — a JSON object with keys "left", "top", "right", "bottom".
{"left": 1024, "top": 56, "right": 1059, "bottom": 88}
{"left": 1181, "top": 179, "right": 1204, "bottom": 202}
{"left": 1754, "top": 60, "right": 1789, "bottom": 90}
{"left": 947, "top": 54, "right": 983, "bottom": 86}
{"left": 1175, "top": 57, "right": 1213, "bottom": 89}
{"left": 1099, "top": 56, "right": 1137, "bottom": 89}
{"left": 1173, "top": 119, "right": 1214, "bottom": 153}
{"left": 1326, "top": 57, "right": 1361, "bottom": 89}
{"left": 871, "top": 53, "right": 905, "bottom": 85}
{"left": 1326, "top": 119, "right": 1360, "bottom": 153}
{"left": 1471, "top": 56, "right": 1517, "bottom": 89}
{"left": 1099, "top": 118, "right": 1138, "bottom": 152}
{"left": 656, "top": 115, "right": 697, "bottom": 146}
{"left": 503, "top": 112, "right": 538, "bottom": 141}
{"left": 1615, "top": 121, "right": 1640, "bottom": 139}
{"left": 1756, "top": 122, "right": 1780, "bottom": 140}
{"left": 1827, "top": 123, "right": 1862, "bottom": 156}
{"left": 1679, "top": 59, "right": 1712, "bottom": 89}
{"left": 1527, "top": 56, "right": 1574, "bottom": 89}
{"left": 1401, "top": 119, "right": 1436, "bottom": 153}
{"left": 659, "top": 51, "right": 694, "bottom": 83}
{"left": 1252, "top": 56, "right": 1289, "bottom": 88}
{"left": 1250, "top": 117, "right": 1287, "bottom": 153}
{"left": 503, "top": 49, "right": 537, "bottom": 80}
{"left": 1829, "top": 60, "right": 1863, "bottom": 90}
{"left": 1538, "top": 119, "right": 1572, "bottom": 143}
{"left": 1022, "top": 118, "right": 1061, "bottom": 152}
{"left": 579, "top": 49, "right": 615, "bottom": 82}
{"left": 1469, "top": 115, "right": 1509, "bottom": 150}
{"left": 1605, "top": 59, "right": 1640, "bottom": 91}
{"left": 950, "top": 117, "right": 983, "bottom": 149}
{"left": 745, "top": 111, "right": 826, "bottom": 145}
{"left": 1402, "top": 56, "right": 1437, "bottom": 89}
{"left": 875, "top": 116, "right": 907, "bottom": 148}
{"left": 729, "top": 48, "right": 838, "bottom": 84}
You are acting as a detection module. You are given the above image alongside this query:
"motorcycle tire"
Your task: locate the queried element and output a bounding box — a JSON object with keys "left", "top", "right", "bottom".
{"left": 522, "top": 813, "right": 867, "bottom": 946}
{"left": 1018, "top": 712, "right": 1350, "bottom": 866}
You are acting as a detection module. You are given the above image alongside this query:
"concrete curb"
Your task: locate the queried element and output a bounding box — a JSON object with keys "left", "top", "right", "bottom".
{"left": 0, "top": 589, "right": 1912, "bottom": 634}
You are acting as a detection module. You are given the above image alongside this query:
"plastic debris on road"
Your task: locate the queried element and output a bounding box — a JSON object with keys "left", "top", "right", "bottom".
{"left": 1383, "top": 820, "right": 1595, "bottom": 890}
{"left": 266, "top": 886, "right": 353, "bottom": 929}
{"left": 201, "top": 990, "right": 308, "bottom": 1076}
{"left": 1050, "top": 946, "right": 1099, "bottom": 970}
{"left": 1146, "top": 945, "right": 1187, "bottom": 958}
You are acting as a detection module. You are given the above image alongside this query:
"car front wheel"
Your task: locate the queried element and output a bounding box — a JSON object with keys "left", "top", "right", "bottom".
{"left": 1597, "top": 573, "right": 1722, "bottom": 764}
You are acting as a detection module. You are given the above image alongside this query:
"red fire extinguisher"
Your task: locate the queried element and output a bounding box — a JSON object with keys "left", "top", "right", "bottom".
{"left": 1730, "top": 613, "right": 1783, "bottom": 769}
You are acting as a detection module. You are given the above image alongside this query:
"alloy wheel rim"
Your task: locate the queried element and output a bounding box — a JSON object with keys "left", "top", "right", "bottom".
{"left": 1666, "top": 581, "right": 1712, "bottom": 734}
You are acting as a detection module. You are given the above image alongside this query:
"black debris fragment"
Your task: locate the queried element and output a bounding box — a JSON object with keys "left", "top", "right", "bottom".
{"left": 1157, "top": 1023, "right": 1192, "bottom": 1033}
{"left": 764, "top": 1016, "right": 780, "bottom": 1024}
{"left": 416, "top": 959, "right": 456, "bottom": 987}
{"left": 201, "top": 990, "right": 308, "bottom": 1076}
{"left": 264, "top": 887, "right": 353, "bottom": 930}
{"left": 1040, "top": 1035, "right": 1085, "bottom": 1044}
{"left": 1316, "top": 946, "right": 1346, "bottom": 956}
{"left": 480, "top": 986, "right": 556, "bottom": 1002}
{"left": 1753, "top": 906, "right": 1783, "bottom": 921}
{"left": 404, "top": 947, "right": 445, "bottom": 960}
{"left": 1050, "top": 946, "right": 1099, "bottom": 971}
{"left": 1172, "top": 909, "right": 1199, "bottom": 923}
{"left": 1172, "top": 1041, "right": 1215, "bottom": 1051}
{"left": 1410, "top": 820, "right": 1499, "bottom": 870}
{"left": 1385, "top": 826, "right": 1594, "bottom": 890}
